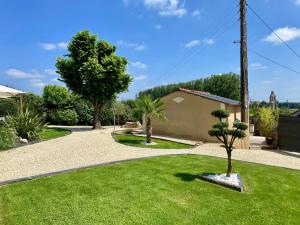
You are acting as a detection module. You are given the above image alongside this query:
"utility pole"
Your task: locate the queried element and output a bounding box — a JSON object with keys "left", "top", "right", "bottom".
{"left": 240, "top": 0, "right": 249, "bottom": 123}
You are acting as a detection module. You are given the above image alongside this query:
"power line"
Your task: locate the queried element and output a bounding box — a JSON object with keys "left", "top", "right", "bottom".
{"left": 247, "top": 3, "right": 300, "bottom": 59}
{"left": 248, "top": 48, "right": 300, "bottom": 75}
{"left": 161, "top": 15, "right": 239, "bottom": 81}
{"left": 151, "top": 3, "right": 240, "bottom": 87}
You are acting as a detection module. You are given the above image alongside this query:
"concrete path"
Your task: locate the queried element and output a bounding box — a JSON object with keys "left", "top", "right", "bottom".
{"left": 0, "top": 126, "right": 299, "bottom": 184}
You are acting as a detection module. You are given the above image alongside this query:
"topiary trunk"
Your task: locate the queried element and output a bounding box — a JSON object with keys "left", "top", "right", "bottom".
{"left": 226, "top": 149, "right": 232, "bottom": 177}
{"left": 146, "top": 117, "right": 152, "bottom": 143}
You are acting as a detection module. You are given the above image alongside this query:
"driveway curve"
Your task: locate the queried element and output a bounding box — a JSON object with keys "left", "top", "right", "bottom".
{"left": 0, "top": 126, "right": 299, "bottom": 184}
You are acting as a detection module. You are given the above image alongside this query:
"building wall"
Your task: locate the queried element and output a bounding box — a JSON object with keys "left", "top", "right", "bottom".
{"left": 152, "top": 91, "right": 241, "bottom": 142}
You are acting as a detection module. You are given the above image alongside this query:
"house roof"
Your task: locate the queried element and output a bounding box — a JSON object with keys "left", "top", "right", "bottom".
{"left": 178, "top": 88, "right": 240, "bottom": 106}
{"left": 291, "top": 109, "right": 300, "bottom": 117}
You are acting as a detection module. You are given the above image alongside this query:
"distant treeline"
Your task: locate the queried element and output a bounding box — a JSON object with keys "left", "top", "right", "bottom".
{"left": 138, "top": 73, "right": 240, "bottom": 101}
{"left": 278, "top": 102, "right": 300, "bottom": 109}
{"left": 252, "top": 101, "right": 300, "bottom": 109}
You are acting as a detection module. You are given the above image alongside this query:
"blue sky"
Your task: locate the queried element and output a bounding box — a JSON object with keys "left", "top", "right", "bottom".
{"left": 0, "top": 0, "right": 300, "bottom": 102}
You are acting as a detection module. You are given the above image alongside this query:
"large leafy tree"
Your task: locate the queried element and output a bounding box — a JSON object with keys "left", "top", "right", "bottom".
{"left": 56, "top": 30, "right": 132, "bottom": 129}
{"left": 203, "top": 74, "right": 240, "bottom": 101}
{"left": 208, "top": 109, "right": 248, "bottom": 177}
{"left": 138, "top": 73, "right": 240, "bottom": 101}
{"left": 135, "top": 95, "right": 165, "bottom": 144}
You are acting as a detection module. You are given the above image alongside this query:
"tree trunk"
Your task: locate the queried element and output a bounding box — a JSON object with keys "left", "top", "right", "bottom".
{"left": 93, "top": 101, "right": 102, "bottom": 129}
{"left": 226, "top": 150, "right": 232, "bottom": 177}
{"left": 146, "top": 117, "right": 152, "bottom": 143}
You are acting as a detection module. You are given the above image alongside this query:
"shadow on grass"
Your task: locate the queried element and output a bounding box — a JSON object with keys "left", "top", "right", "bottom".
{"left": 174, "top": 173, "right": 198, "bottom": 182}
{"left": 118, "top": 140, "right": 143, "bottom": 145}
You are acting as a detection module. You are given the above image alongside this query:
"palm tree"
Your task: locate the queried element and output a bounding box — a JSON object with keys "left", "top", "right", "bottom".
{"left": 135, "top": 95, "right": 165, "bottom": 144}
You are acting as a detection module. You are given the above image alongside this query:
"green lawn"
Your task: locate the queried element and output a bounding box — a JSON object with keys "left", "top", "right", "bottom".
{"left": 114, "top": 134, "right": 192, "bottom": 149}
{"left": 38, "top": 127, "right": 71, "bottom": 141}
{"left": 0, "top": 155, "right": 299, "bottom": 225}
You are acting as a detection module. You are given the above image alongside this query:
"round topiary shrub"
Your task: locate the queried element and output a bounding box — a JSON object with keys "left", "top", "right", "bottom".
{"left": 54, "top": 109, "right": 79, "bottom": 126}
{"left": 0, "top": 127, "right": 17, "bottom": 150}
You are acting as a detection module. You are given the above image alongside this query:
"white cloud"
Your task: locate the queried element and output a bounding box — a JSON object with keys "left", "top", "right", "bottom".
{"left": 192, "top": 10, "right": 201, "bottom": 17}
{"left": 159, "top": 8, "right": 186, "bottom": 17}
{"left": 117, "top": 40, "right": 146, "bottom": 51}
{"left": 250, "top": 63, "right": 267, "bottom": 70}
{"left": 5, "top": 69, "right": 44, "bottom": 79}
{"left": 264, "top": 27, "right": 300, "bottom": 44}
{"left": 202, "top": 39, "right": 214, "bottom": 45}
{"left": 155, "top": 24, "right": 162, "bottom": 30}
{"left": 143, "top": 0, "right": 187, "bottom": 17}
{"left": 185, "top": 40, "right": 201, "bottom": 48}
{"left": 134, "top": 74, "right": 147, "bottom": 80}
{"left": 44, "top": 69, "right": 57, "bottom": 75}
{"left": 40, "top": 43, "right": 57, "bottom": 51}
{"left": 184, "top": 39, "right": 214, "bottom": 48}
{"left": 40, "top": 42, "right": 68, "bottom": 50}
{"left": 295, "top": 0, "right": 300, "bottom": 5}
{"left": 30, "top": 79, "right": 47, "bottom": 87}
{"left": 130, "top": 61, "right": 148, "bottom": 69}
{"left": 261, "top": 80, "right": 273, "bottom": 84}
{"left": 57, "top": 42, "right": 68, "bottom": 49}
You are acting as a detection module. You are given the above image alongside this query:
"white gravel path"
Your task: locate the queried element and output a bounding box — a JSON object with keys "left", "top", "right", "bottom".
{"left": 0, "top": 126, "right": 299, "bottom": 184}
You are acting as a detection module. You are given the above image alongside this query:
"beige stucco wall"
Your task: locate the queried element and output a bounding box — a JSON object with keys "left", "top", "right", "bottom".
{"left": 152, "top": 91, "right": 242, "bottom": 143}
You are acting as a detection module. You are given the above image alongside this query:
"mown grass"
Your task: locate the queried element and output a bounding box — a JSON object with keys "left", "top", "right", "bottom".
{"left": 0, "top": 155, "right": 299, "bottom": 225}
{"left": 114, "top": 134, "right": 192, "bottom": 149}
{"left": 38, "top": 127, "right": 71, "bottom": 141}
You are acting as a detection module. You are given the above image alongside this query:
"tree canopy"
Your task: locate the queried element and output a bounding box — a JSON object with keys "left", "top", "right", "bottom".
{"left": 138, "top": 73, "right": 240, "bottom": 101}
{"left": 56, "top": 30, "right": 132, "bottom": 129}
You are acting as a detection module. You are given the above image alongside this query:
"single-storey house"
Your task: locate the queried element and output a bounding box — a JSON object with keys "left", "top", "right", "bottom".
{"left": 290, "top": 109, "right": 300, "bottom": 117}
{"left": 152, "top": 88, "right": 247, "bottom": 147}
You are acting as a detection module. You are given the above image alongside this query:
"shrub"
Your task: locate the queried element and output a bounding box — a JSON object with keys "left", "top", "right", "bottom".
{"left": 101, "top": 105, "right": 114, "bottom": 126}
{"left": 43, "top": 85, "right": 70, "bottom": 109}
{"left": 211, "top": 109, "right": 230, "bottom": 119}
{"left": 0, "top": 99, "right": 19, "bottom": 117}
{"left": 52, "top": 109, "right": 79, "bottom": 126}
{"left": 4, "top": 109, "right": 47, "bottom": 140}
{"left": 23, "top": 93, "right": 44, "bottom": 116}
{"left": 71, "top": 95, "right": 93, "bottom": 125}
{"left": 0, "top": 127, "right": 17, "bottom": 150}
{"left": 258, "top": 107, "right": 276, "bottom": 138}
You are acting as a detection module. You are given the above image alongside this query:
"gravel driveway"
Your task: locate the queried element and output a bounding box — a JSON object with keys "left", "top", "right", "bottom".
{"left": 0, "top": 126, "right": 299, "bottom": 184}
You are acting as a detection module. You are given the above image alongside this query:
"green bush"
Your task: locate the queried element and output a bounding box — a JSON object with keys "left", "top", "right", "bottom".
{"left": 71, "top": 95, "right": 93, "bottom": 125}
{"left": 258, "top": 107, "right": 276, "bottom": 138}
{"left": 51, "top": 109, "right": 79, "bottom": 126}
{"left": 4, "top": 109, "right": 47, "bottom": 140}
{"left": 43, "top": 85, "right": 70, "bottom": 109}
{"left": 0, "top": 99, "right": 19, "bottom": 117}
{"left": 23, "top": 93, "right": 44, "bottom": 116}
{"left": 101, "top": 105, "right": 114, "bottom": 126}
{"left": 0, "top": 127, "right": 16, "bottom": 150}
